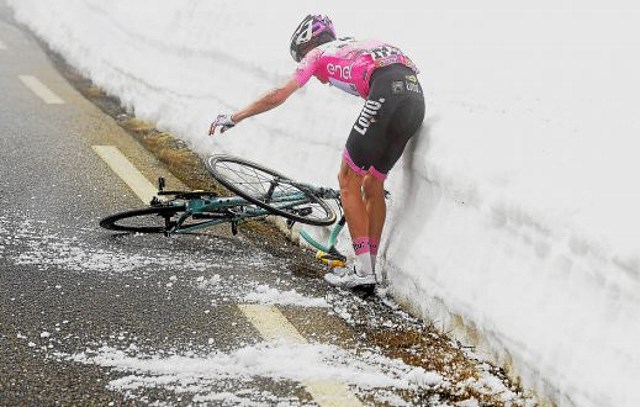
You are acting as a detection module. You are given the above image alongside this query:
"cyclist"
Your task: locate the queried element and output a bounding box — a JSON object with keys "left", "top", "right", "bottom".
{"left": 210, "top": 15, "right": 425, "bottom": 288}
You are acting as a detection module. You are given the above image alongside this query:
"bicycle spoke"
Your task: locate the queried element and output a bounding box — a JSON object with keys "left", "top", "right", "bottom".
{"left": 207, "top": 155, "right": 336, "bottom": 226}
{"left": 216, "top": 161, "right": 298, "bottom": 202}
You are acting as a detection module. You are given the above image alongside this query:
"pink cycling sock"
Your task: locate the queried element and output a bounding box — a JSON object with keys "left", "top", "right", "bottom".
{"left": 369, "top": 238, "right": 380, "bottom": 256}
{"left": 352, "top": 237, "right": 373, "bottom": 275}
{"left": 352, "top": 236, "right": 370, "bottom": 256}
{"left": 369, "top": 238, "right": 380, "bottom": 273}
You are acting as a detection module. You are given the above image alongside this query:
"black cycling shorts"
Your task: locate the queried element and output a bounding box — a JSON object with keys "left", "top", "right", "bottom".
{"left": 344, "top": 64, "right": 425, "bottom": 180}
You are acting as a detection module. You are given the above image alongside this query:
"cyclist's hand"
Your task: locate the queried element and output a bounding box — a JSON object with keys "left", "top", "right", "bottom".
{"left": 209, "top": 114, "right": 236, "bottom": 136}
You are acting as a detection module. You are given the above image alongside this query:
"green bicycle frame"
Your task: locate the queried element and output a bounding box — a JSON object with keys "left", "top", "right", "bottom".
{"left": 299, "top": 216, "right": 346, "bottom": 255}
{"left": 168, "top": 191, "right": 312, "bottom": 234}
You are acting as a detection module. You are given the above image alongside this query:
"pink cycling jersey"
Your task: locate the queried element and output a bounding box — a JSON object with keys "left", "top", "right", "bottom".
{"left": 293, "top": 38, "right": 418, "bottom": 98}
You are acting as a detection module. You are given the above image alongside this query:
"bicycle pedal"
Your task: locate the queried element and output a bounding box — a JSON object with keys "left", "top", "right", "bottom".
{"left": 316, "top": 250, "right": 346, "bottom": 261}
{"left": 316, "top": 251, "right": 346, "bottom": 268}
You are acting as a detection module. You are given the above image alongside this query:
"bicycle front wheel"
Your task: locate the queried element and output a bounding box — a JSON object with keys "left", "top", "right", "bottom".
{"left": 206, "top": 155, "right": 336, "bottom": 226}
{"left": 99, "top": 205, "right": 186, "bottom": 233}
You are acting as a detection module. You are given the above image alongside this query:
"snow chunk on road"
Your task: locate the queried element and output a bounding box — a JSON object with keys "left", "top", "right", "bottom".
{"left": 64, "top": 342, "right": 446, "bottom": 405}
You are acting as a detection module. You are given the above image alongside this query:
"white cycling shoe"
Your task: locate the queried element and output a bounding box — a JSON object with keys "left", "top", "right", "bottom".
{"left": 324, "top": 265, "right": 377, "bottom": 288}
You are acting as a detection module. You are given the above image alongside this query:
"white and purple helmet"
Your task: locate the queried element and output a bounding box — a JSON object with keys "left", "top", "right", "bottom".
{"left": 290, "top": 14, "right": 336, "bottom": 62}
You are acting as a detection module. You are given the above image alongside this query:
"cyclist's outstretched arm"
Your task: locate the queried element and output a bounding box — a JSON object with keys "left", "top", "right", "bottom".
{"left": 233, "top": 78, "right": 300, "bottom": 123}
{"left": 209, "top": 78, "right": 300, "bottom": 135}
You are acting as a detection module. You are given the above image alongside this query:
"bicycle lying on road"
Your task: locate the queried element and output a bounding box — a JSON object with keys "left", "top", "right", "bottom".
{"left": 100, "top": 155, "right": 348, "bottom": 266}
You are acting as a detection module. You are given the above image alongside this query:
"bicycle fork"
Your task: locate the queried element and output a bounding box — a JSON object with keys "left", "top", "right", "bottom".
{"left": 300, "top": 216, "right": 347, "bottom": 267}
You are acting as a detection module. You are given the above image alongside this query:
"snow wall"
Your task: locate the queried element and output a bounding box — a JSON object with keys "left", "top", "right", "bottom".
{"left": 8, "top": 1, "right": 640, "bottom": 406}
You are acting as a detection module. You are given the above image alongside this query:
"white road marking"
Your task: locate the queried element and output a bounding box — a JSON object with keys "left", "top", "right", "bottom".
{"left": 92, "top": 145, "right": 157, "bottom": 204}
{"left": 239, "top": 304, "right": 364, "bottom": 407}
{"left": 0, "top": 39, "right": 7, "bottom": 50}
{"left": 18, "top": 75, "right": 65, "bottom": 104}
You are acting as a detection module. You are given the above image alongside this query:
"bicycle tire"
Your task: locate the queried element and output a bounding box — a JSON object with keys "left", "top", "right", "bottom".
{"left": 205, "top": 155, "right": 336, "bottom": 226}
{"left": 99, "top": 205, "right": 187, "bottom": 233}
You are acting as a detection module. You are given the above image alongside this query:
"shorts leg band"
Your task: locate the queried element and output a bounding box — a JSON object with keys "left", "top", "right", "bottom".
{"left": 342, "top": 149, "right": 368, "bottom": 177}
{"left": 368, "top": 166, "right": 387, "bottom": 181}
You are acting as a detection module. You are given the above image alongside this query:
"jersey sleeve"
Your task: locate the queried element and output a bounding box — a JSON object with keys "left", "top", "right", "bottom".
{"left": 292, "top": 48, "right": 322, "bottom": 87}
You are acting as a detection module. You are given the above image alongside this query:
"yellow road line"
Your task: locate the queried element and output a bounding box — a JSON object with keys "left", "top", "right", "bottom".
{"left": 92, "top": 145, "right": 157, "bottom": 204}
{"left": 91, "top": 144, "right": 360, "bottom": 405}
{"left": 239, "top": 304, "right": 307, "bottom": 344}
{"left": 18, "top": 75, "right": 64, "bottom": 104}
{"left": 238, "top": 304, "right": 364, "bottom": 407}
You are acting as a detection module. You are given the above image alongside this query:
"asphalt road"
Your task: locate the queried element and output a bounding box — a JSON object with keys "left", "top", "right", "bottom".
{"left": 0, "top": 4, "right": 325, "bottom": 405}
{"left": 0, "top": 3, "right": 535, "bottom": 406}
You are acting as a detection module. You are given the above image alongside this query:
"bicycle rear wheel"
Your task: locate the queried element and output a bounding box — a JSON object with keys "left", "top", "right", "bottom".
{"left": 99, "top": 205, "right": 187, "bottom": 233}
{"left": 206, "top": 155, "right": 336, "bottom": 226}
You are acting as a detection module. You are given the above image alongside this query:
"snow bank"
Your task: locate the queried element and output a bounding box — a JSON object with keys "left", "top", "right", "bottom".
{"left": 9, "top": 0, "right": 640, "bottom": 405}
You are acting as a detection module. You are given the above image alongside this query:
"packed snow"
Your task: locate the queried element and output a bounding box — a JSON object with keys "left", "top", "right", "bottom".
{"left": 8, "top": 0, "right": 640, "bottom": 406}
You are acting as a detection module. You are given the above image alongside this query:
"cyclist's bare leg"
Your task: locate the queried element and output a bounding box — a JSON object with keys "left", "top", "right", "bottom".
{"left": 329, "top": 159, "right": 378, "bottom": 281}
{"left": 362, "top": 174, "right": 386, "bottom": 247}
{"left": 338, "top": 159, "right": 368, "bottom": 239}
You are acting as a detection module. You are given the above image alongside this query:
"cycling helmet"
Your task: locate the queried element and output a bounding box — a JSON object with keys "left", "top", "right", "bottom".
{"left": 290, "top": 14, "right": 336, "bottom": 62}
